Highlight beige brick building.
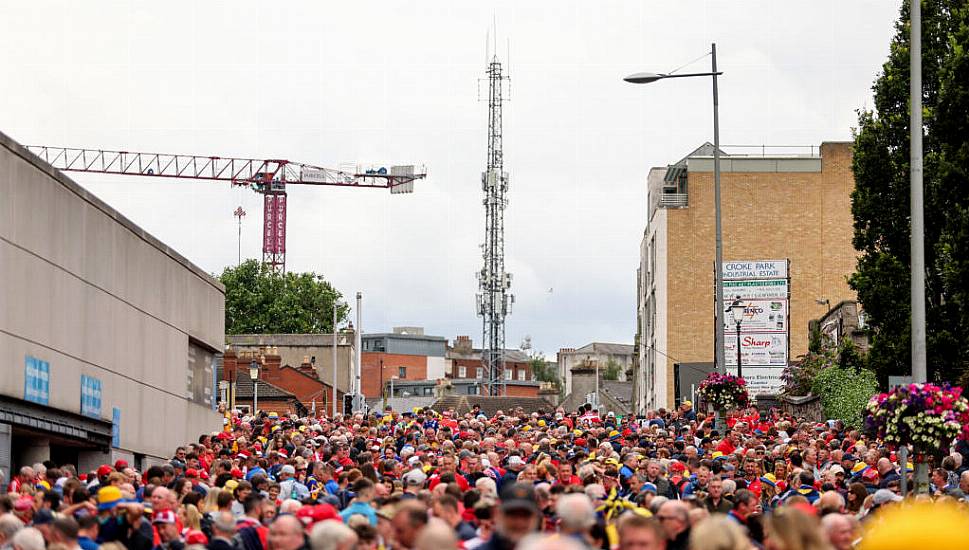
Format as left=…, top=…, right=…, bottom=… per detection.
left=635, top=142, right=857, bottom=411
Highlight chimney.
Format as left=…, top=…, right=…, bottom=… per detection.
left=299, top=356, right=318, bottom=379
left=263, top=349, right=282, bottom=380
left=223, top=348, right=238, bottom=382
left=454, top=336, right=473, bottom=353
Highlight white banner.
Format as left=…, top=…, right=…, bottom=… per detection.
left=723, top=299, right=788, bottom=333
left=723, top=279, right=788, bottom=299
left=722, top=260, right=787, bottom=280
left=724, top=333, right=788, bottom=367
left=724, top=366, right=785, bottom=395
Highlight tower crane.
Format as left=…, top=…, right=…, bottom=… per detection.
left=25, top=145, right=426, bottom=273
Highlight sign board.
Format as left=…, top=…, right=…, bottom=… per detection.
left=724, top=333, right=788, bottom=366
left=723, top=260, right=787, bottom=280
left=720, top=260, right=790, bottom=395
left=111, top=407, right=121, bottom=448
left=263, top=195, right=276, bottom=253
left=723, top=279, right=788, bottom=299
left=723, top=299, right=788, bottom=333
left=724, top=366, right=785, bottom=395
left=24, top=356, right=50, bottom=405
left=80, top=375, right=102, bottom=418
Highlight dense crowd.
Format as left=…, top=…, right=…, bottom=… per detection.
left=3, top=401, right=969, bottom=550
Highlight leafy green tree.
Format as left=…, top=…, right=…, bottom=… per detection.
left=850, top=0, right=969, bottom=384
left=220, top=259, right=348, bottom=335
left=602, top=359, right=622, bottom=381
left=530, top=356, right=560, bottom=385
left=811, top=365, right=878, bottom=428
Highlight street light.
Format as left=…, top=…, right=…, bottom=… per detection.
left=729, top=297, right=745, bottom=379
left=332, top=300, right=346, bottom=418
left=625, top=43, right=727, bottom=374
left=248, top=361, right=259, bottom=415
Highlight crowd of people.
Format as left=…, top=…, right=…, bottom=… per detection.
left=3, top=401, right=969, bottom=550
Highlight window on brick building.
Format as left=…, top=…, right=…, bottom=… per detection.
left=517, top=368, right=525, bottom=381
left=458, top=366, right=467, bottom=378
left=476, top=367, right=483, bottom=379
left=504, top=368, right=512, bottom=380
left=398, top=367, right=407, bottom=378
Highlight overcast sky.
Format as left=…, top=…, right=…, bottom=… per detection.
left=0, top=1, right=900, bottom=357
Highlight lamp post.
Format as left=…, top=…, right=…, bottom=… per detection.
left=248, top=361, right=259, bottom=414
left=729, top=297, right=745, bottom=379
left=332, top=300, right=345, bottom=418
left=625, top=43, right=726, bottom=374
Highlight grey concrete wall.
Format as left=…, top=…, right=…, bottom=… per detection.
left=226, top=334, right=355, bottom=394
left=0, top=131, right=223, bottom=460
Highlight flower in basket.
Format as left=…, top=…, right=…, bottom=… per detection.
left=696, top=372, right=750, bottom=412
left=864, top=383, right=969, bottom=458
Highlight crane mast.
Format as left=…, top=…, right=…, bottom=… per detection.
left=25, top=146, right=425, bottom=273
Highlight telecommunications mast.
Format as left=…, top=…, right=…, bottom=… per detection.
left=476, top=50, right=513, bottom=397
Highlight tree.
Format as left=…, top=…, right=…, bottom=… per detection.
left=219, top=259, right=348, bottom=335
left=811, top=365, right=878, bottom=428
left=602, top=359, right=622, bottom=381
left=850, top=0, right=969, bottom=384
left=530, top=356, right=560, bottom=386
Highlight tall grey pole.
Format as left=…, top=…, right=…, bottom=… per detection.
left=354, top=292, right=362, bottom=412
left=712, top=43, right=726, bottom=374
left=253, top=380, right=258, bottom=415
left=910, top=0, right=926, bottom=383
left=332, top=301, right=338, bottom=418
left=910, top=0, right=929, bottom=495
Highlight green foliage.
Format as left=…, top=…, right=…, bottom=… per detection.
left=602, top=359, right=622, bottom=381
left=530, top=356, right=561, bottom=386
left=784, top=341, right=868, bottom=396
left=220, top=259, right=348, bottom=335
left=811, top=365, right=878, bottom=428
left=850, top=0, right=969, bottom=384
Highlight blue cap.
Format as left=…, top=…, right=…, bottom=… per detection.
left=642, top=482, right=658, bottom=494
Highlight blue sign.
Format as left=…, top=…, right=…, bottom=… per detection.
left=24, top=356, right=50, bottom=405
left=80, top=375, right=102, bottom=418
left=111, top=407, right=121, bottom=448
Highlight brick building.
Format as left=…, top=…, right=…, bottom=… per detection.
left=636, top=142, right=857, bottom=412
left=222, top=347, right=340, bottom=415
left=448, top=336, right=534, bottom=382
left=360, top=328, right=447, bottom=399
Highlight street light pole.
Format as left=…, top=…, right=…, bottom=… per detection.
left=735, top=319, right=743, bottom=379
left=249, top=361, right=259, bottom=415
left=711, top=44, right=726, bottom=375
left=624, top=43, right=726, bottom=374
left=910, top=0, right=929, bottom=496
left=729, top=297, right=745, bottom=379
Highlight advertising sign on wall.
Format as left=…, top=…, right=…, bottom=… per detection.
left=80, top=375, right=102, bottom=418
left=24, top=355, right=50, bottom=405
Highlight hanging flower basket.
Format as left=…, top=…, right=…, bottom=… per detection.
left=864, top=383, right=969, bottom=460
left=696, top=372, right=749, bottom=412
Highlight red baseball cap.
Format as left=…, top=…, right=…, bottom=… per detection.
left=296, top=504, right=339, bottom=529
left=97, top=465, right=113, bottom=477
left=114, top=460, right=129, bottom=470
left=230, top=468, right=244, bottom=479
left=185, top=468, right=199, bottom=478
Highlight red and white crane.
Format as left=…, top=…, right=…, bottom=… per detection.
left=25, top=145, right=426, bottom=273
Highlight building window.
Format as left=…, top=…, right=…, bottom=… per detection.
left=398, top=367, right=407, bottom=379
left=504, top=368, right=512, bottom=380
left=476, top=367, right=483, bottom=379
left=516, top=368, right=525, bottom=381
left=467, top=385, right=478, bottom=395
left=459, top=366, right=467, bottom=378
left=423, top=387, right=433, bottom=396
